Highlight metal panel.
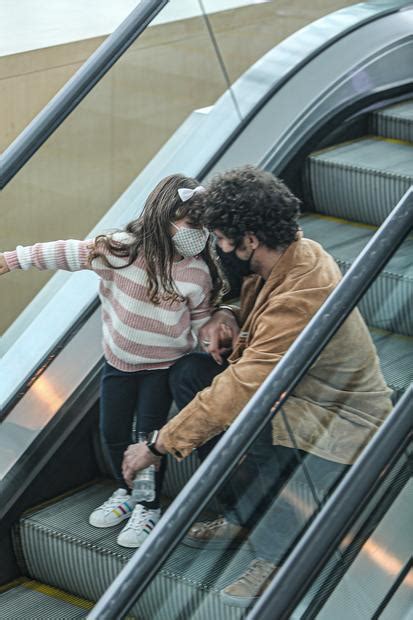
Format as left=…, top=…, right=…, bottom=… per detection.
left=316, top=480, right=413, bottom=620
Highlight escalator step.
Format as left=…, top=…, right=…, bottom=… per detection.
left=163, top=452, right=199, bottom=499
left=162, top=416, right=201, bottom=499
left=305, top=137, right=413, bottom=226
left=369, top=99, right=413, bottom=143
left=151, top=404, right=221, bottom=507
left=301, top=213, right=413, bottom=338
left=370, top=328, right=413, bottom=401
left=13, top=482, right=255, bottom=620
left=0, top=578, right=93, bottom=619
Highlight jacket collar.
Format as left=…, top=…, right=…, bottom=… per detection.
left=253, top=233, right=303, bottom=306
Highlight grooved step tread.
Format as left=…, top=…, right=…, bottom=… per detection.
left=305, top=137, right=413, bottom=226
left=301, top=213, right=413, bottom=284
left=301, top=214, right=413, bottom=368
left=372, top=99, right=413, bottom=123
left=0, top=578, right=93, bottom=619
left=309, top=137, right=413, bottom=178
left=369, top=99, right=413, bottom=143
left=14, top=482, right=255, bottom=620
left=369, top=328, right=413, bottom=400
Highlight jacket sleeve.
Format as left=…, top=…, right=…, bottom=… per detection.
left=3, top=239, right=94, bottom=272
left=160, top=300, right=310, bottom=459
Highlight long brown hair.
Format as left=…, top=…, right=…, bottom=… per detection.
left=89, top=173, right=227, bottom=305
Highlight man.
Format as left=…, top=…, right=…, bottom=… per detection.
left=122, top=165, right=392, bottom=606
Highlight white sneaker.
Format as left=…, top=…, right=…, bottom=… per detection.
left=117, top=504, right=161, bottom=548
left=89, top=489, right=136, bottom=528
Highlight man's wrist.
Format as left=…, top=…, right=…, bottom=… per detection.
left=212, top=305, right=238, bottom=321
left=146, top=430, right=166, bottom=457
left=154, top=436, right=167, bottom=456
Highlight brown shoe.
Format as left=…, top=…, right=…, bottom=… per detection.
left=220, top=558, right=277, bottom=607
left=183, top=517, right=249, bottom=549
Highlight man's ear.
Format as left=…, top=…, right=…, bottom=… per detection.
left=244, top=232, right=259, bottom=249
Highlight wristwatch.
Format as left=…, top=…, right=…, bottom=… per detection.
left=212, top=305, right=238, bottom=318
left=146, top=430, right=164, bottom=457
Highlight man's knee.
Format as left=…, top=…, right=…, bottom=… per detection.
left=169, top=352, right=224, bottom=406
left=169, top=353, right=202, bottom=392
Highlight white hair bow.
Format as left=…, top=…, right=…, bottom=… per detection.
left=178, top=186, right=206, bottom=202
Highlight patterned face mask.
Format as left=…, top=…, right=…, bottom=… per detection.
left=172, top=224, right=210, bottom=257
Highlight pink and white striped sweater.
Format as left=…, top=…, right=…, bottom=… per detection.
left=4, top=235, right=213, bottom=372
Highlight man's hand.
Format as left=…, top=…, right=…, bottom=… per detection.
left=0, top=254, right=10, bottom=275
left=122, top=443, right=161, bottom=489
left=199, top=309, right=240, bottom=365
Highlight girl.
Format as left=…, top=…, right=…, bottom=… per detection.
left=0, top=173, right=226, bottom=548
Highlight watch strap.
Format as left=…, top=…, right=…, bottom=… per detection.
left=146, top=430, right=163, bottom=457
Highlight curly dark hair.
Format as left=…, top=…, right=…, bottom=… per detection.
left=200, top=165, right=301, bottom=250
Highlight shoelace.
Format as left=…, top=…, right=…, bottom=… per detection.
left=101, top=492, right=128, bottom=513
left=239, top=560, right=276, bottom=587
left=125, top=506, right=148, bottom=530
left=198, top=517, right=227, bottom=532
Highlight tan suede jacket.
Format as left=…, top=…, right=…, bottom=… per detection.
left=160, top=236, right=393, bottom=465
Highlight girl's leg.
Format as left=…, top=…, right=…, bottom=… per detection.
left=99, top=361, right=140, bottom=487
left=134, top=368, right=173, bottom=509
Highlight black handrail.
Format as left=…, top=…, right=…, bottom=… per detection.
left=249, top=384, right=413, bottom=620
left=87, top=187, right=413, bottom=619
left=0, top=0, right=168, bottom=189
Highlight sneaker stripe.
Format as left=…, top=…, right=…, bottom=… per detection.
left=117, top=504, right=131, bottom=515
left=112, top=504, right=130, bottom=517
left=143, top=520, right=156, bottom=533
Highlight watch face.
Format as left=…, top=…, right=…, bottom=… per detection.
left=147, top=430, right=158, bottom=447
left=146, top=430, right=162, bottom=457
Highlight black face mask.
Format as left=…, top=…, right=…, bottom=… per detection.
left=216, top=245, right=255, bottom=298
left=218, top=246, right=254, bottom=276
left=231, top=247, right=256, bottom=276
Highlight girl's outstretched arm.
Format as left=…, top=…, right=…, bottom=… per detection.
left=1, top=239, right=95, bottom=274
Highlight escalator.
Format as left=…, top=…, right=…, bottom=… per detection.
left=301, top=99, right=413, bottom=402
left=4, top=89, right=412, bottom=620
left=1, top=1, right=412, bottom=618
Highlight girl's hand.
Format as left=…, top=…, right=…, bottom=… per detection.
left=0, top=254, right=10, bottom=275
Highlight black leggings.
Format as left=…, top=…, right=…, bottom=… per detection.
left=99, top=361, right=173, bottom=508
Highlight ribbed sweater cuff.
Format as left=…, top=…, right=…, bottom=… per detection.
left=3, top=250, right=21, bottom=271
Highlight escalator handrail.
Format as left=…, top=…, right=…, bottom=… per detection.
left=87, top=188, right=413, bottom=619
left=0, top=0, right=168, bottom=190
left=198, top=0, right=411, bottom=180
left=249, top=383, right=413, bottom=620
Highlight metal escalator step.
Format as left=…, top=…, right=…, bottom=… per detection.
left=163, top=451, right=199, bottom=498
left=13, top=482, right=256, bottom=620
left=301, top=214, right=413, bottom=338
left=369, top=99, right=413, bottom=143
left=162, top=411, right=200, bottom=499
left=0, top=578, right=93, bottom=619
left=305, top=137, right=413, bottom=226
left=157, top=404, right=221, bottom=507
left=369, top=328, right=413, bottom=401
